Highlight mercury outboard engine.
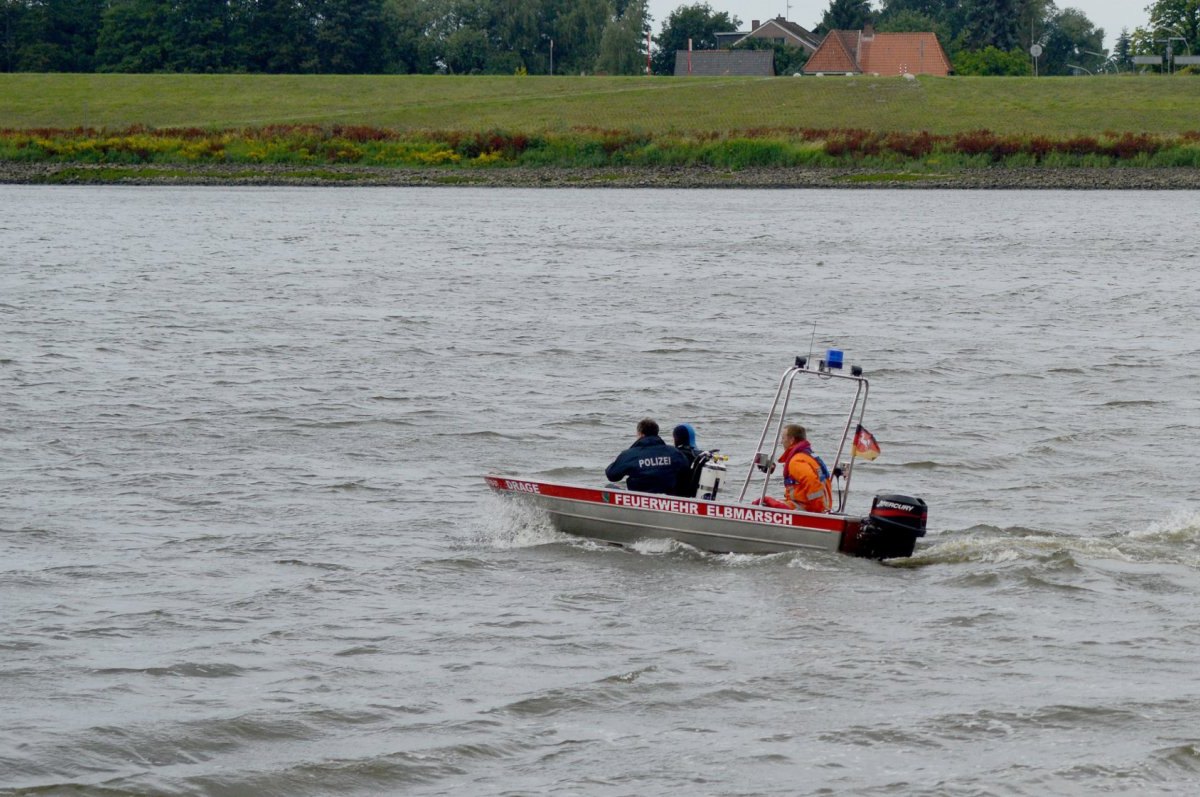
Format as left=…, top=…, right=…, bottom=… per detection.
left=852, top=494, right=928, bottom=560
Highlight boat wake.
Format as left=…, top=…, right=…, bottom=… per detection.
left=1128, top=508, right=1200, bottom=546
left=476, top=494, right=570, bottom=549
left=901, top=508, right=1200, bottom=569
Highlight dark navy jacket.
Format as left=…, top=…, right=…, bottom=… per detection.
left=605, top=435, right=690, bottom=494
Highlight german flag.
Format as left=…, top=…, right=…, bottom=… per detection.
left=852, top=425, right=881, bottom=460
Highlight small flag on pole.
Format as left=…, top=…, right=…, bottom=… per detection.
left=852, top=424, right=881, bottom=460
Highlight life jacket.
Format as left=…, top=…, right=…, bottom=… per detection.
left=780, top=441, right=832, bottom=513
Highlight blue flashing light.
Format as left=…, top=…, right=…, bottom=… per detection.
left=826, top=349, right=844, bottom=370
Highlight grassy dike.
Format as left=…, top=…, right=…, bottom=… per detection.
left=3, top=73, right=1200, bottom=188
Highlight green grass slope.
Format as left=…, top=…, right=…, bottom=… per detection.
left=2, top=73, right=1197, bottom=135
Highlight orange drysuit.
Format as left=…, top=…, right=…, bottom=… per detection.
left=780, top=441, right=832, bottom=513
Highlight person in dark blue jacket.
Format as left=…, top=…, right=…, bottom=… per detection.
left=605, top=418, right=690, bottom=494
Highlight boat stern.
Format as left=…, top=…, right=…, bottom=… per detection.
left=840, top=494, right=928, bottom=560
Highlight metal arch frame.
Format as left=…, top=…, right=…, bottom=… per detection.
left=736, top=358, right=870, bottom=514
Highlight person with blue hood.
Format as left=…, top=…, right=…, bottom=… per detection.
left=671, top=423, right=704, bottom=497
left=672, top=423, right=700, bottom=465
left=605, top=418, right=689, bottom=494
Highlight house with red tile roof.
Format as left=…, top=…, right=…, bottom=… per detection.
left=803, top=25, right=952, bottom=76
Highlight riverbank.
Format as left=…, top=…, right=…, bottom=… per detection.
left=4, top=162, right=1200, bottom=189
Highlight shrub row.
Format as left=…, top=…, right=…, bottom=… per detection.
left=2, top=126, right=1199, bottom=169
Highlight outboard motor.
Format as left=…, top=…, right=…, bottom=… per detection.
left=694, top=453, right=728, bottom=501
left=853, top=494, right=928, bottom=560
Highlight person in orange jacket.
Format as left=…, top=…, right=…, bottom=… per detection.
left=760, top=424, right=832, bottom=512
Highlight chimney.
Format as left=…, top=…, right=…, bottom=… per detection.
left=751, top=20, right=759, bottom=30
left=863, top=23, right=875, bottom=40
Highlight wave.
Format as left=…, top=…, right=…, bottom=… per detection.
left=272, top=559, right=353, bottom=571
left=93, top=662, right=251, bottom=679
left=904, top=510, right=1200, bottom=569
left=320, top=481, right=387, bottom=492
left=1128, top=508, right=1200, bottom=546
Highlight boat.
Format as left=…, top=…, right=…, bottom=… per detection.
left=485, top=354, right=928, bottom=560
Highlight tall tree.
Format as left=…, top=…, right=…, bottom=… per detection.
left=8, top=0, right=105, bottom=71
left=486, top=0, right=541, bottom=73
left=816, top=0, right=872, bottom=33
left=241, top=0, right=320, bottom=73
left=876, top=9, right=951, bottom=47
left=1016, top=0, right=1055, bottom=51
left=1039, top=6, right=1104, bottom=74
left=1129, top=25, right=1158, bottom=58
left=313, top=0, right=389, bottom=73
left=95, top=0, right=241, bottom=72
left=962, top=0, right=1021, bottom=50
left=442, top=24, right=489, bottom=72
left=96, top=0, right=175, bottom=72
left=877, top=0, right=968, bottom=54
left=0, top=1, right=25, bottom=71
left=1113, top=26, right=1133, bottom=70
left=386, top=0, right=442, bottom=74
left=651, top=3, right=738, bottom=75
left=548, top=0, right=610, bottom=74
left=878, top=0, right=950, bottom=17
left=169, top=0, right=237, bottom=71
left=595, top=0, right=648, bottom=75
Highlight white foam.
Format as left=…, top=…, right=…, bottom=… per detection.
left=476, top=493, right=570, bottom=549
left=628, top=537, right=695, bottom=556
left=1129, top=508, right=1200, bottom=544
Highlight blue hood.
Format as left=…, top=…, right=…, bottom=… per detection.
left=673, top=423, right=697, bottom=448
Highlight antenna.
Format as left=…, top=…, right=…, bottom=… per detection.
left=806, top=323, right=817, bottom=365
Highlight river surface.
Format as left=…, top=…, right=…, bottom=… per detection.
left=2, top=186, right=1199, bottom=796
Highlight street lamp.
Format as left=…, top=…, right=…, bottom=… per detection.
left=1154, top=26, right=1192, bottom=73
left=1073, top=47, right=1110, bottom=74
left=1156, top=25, right=1192, bottom=51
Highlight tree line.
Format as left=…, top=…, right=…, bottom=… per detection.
left=0, top=0, right=651, bottom=74
left=0, top=0, right=1187, bottom=76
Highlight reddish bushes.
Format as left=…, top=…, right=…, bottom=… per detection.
left=884, top=131, right=937, bottom=158
left=433, top=130, right=533, bottom=158
left=1102, top=132, right=1162, bottom=159
left=812, top=127, right=1171, bottom=162
left=0, top=125, right=1190, bottom=168
left=329, top=125, right=395, bottom=142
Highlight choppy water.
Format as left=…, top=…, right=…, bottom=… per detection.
left=2, top=185, right=1199, bottom=796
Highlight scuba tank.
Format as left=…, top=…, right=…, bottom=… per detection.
left=695, top=454, right=729, bottom=501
